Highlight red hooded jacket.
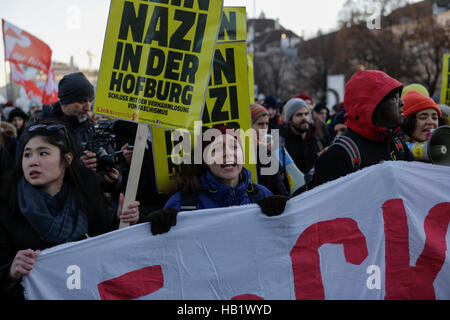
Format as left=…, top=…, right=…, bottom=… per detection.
left=309, top=70, right=415, bottom=189
left=344, top=70, right=403, bottom=142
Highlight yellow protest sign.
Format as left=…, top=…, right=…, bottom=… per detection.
left=441, top=54, right=450, bottom=105
left=217, top=6, right=247, bottom=42
left=95, top=0, right=223, bottom=131
left=247, top=53, right=255, bottom=104
left=152, top=7, right=257, bottom=193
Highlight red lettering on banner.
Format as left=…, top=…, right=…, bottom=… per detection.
left=97, top=265, right=164, bottom=300
left=290, top=218, right=368, bottom=300
left=383, top=200, right=450, bottom=300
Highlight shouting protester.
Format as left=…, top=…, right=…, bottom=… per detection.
left=400, top=90, right=442, bottom=143
left=142, top=125, right=289, bottom=235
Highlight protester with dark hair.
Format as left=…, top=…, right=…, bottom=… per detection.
left=329, top=102, right=345, bottom=124
left=27, top=72, right=97, bottom=170
left=24, top=72, right=121, bottom=199
left=142, top=126, right=289, bottom=235
left=262, top=94, right=280, bottom=132
left=328, top=108, right=347, bottom=141
left=313, top=103, right=329, bottom=125
left=310, top=70, right=415, bottom=189
left=250, top=104, right=289, bottom=196
left=8, top=107, right=28, bottom=139
left=280, top=98, right=324, bottom=176
left=0, top=119, right=140, bottom=299
left=312, top=103, right=331, bottom=147
left=400, top=90, right=441, bottom=143
left=277, top=100, right=288, bottom=126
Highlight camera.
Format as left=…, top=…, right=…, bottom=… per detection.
left=81, top=119, right=117, bottom=172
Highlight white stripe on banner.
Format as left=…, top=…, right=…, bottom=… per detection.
left=22, top=161, right=450, bottom=300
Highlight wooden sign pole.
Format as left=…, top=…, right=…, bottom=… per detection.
left=119, top=123, right=149, bottom=229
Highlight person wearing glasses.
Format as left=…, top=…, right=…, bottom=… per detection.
left=0, top=120, right=140, bottom=300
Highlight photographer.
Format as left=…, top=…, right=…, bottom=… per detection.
left=21, top=72, right=121, bottom=191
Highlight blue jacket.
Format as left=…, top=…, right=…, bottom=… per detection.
left=164, top=168, right=272, bottom=211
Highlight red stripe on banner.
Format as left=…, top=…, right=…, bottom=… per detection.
left=383, top=200, right=450, bottom=300
left=97, top=265, right=164, bottom=300
left=290, top=218, right=368, bottom=300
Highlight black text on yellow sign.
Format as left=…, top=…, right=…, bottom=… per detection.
left=95, top=0, right=223, bottom=131
left=151, top=6, right=255, bottom=193
left=217, top=6, right=246, bottom=42
left=153, top=41, right=257, bottom=193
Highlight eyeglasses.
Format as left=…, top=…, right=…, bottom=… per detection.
left=28, top=124, right=71, bottom=147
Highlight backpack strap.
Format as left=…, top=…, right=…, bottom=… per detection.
left=333, top=136, right=361, bottom=170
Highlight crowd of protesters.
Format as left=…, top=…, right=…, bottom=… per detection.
left=1, top=69, right=449, bottom=299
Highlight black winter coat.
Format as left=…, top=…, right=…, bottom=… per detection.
left=0, top=145, right=13, bottom=178
left=310, top=128, right=415, bottom=188
left=280, top=124, right=323, bottom=174
left=0, top=167, right=118, bottom=300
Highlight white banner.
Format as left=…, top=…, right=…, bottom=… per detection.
left=22, top=161, right=450, bottom=300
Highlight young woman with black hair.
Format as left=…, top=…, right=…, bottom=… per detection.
left=0, top=120, right=140, bottom=299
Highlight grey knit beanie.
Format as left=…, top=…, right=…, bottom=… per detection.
left=284, top=98, right=307, bottom=121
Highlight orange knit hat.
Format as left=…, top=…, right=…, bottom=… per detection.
left=402, top=90, right=441, bottom=117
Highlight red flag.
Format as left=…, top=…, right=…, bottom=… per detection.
left=42, top=62, right=58, bottom=104
left=2, top=19, right=58, bottom=104
left=2, top=19, right=52, bottom=72
left=10, top=62, right=43, bottom=100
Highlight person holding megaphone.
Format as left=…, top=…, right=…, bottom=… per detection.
left=401, top=90, right=450, bottom=166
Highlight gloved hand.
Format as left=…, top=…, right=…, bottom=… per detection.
left=142, top=208, right=178, bottom=235
left=256, top=195, right=289, bottom=217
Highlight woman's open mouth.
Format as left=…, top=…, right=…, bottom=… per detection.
left=29, top=170, right=41, bottom=179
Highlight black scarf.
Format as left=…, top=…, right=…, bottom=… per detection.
left=17, top=177, right=88, bottom=244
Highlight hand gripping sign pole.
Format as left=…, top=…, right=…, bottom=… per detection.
left=119, top=123, right=148, bottom=229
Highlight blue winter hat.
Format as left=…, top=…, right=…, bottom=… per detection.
left=263, top=94, right=278, bottom=109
